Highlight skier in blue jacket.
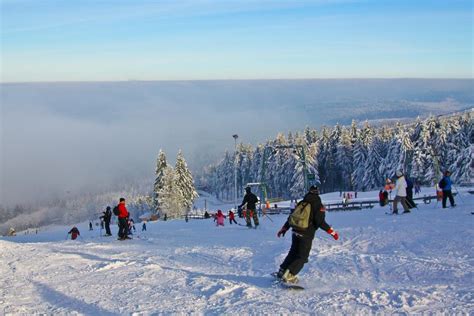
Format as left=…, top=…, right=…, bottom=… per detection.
left=439, top=170, right=456, bottom=208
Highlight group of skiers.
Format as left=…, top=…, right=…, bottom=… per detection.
left=61, top=170, right=460, bottom=286
left=67, top=198, right=136, bottom=241
left=213, top=210, right=238, bottom=226
left=379, top=170, right=456, bottom=214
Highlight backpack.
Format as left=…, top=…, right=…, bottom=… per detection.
left=438, top=178, right=446, bottom=189
left=113, top=205, right=120, bottom=216
left=288, top=201, right=312, bottom=231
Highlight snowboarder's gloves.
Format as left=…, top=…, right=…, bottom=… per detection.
left=327, top=228, right=339, bottom=240
left=277, top=226, right=289, bottom=237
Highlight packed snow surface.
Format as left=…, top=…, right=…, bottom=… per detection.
left=1, top=189, right=473, bottom=314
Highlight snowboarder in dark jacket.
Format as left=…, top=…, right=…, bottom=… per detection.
left=439, top=170, right=456, bottom=208
left=239, top=186, right=259, bottom=228
left=100, top=206, right=113, bottom=236
left=276, top=186, right=339, bottom=284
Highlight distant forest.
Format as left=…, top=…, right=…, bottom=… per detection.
left=197, top=110, right=473, bottom=201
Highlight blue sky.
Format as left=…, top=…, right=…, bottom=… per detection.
left=1, top=0, right=472, bottom=82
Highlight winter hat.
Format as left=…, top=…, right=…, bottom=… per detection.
left=396, top=170, right=403, bottom=177
left=106, top=206, right=111, bottom=211
left=245, top=186, right=251, bottom=193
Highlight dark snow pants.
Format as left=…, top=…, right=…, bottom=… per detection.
left=105, top=221, right=111, bottom=235
left=280, top=233, right=313, bottom=276
left=442, top=190, right=455, bottom=208
left=118, top=218, right=128, bottom=238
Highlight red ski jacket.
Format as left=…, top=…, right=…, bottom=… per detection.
left=118, top=203, right=129, bottom=219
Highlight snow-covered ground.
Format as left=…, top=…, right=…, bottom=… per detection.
left=1, top=189, right=473, bottom=314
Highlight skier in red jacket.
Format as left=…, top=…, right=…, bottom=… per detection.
left=117, top=198, right=130, bottom=240
left=228, top=210, right=238, bottom=225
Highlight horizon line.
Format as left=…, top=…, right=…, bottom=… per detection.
left=2, top=77, right=473, bottom=84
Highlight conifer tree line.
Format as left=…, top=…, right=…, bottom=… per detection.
left=153, top=150, right=199, bottom=218
left=197, top=111, right=473, bottom=200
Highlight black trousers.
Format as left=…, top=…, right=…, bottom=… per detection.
left=280, top=233, right=313, bottom=276
left=442, top=190, right=455, bottom=208
left=105, top=221, right=111, bottom=235
left=118, top=218, right=128, bottom=238
left=229, top=218, right=237, bottom=224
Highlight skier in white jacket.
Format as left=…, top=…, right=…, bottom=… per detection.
left=393, top=170, right=410, bottom=214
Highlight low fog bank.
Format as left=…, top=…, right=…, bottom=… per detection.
left=1, top=79, right=473, bottom=208
left=0, top=179, right=152, bottom=236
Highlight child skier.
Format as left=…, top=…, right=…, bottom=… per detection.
left=276, top=186, right=339, bottom=284
left=228, top=210, right=237, bottom=225
left=215, top=210, right=226, bottom=226
left=68, top=227, right=80, bottom=240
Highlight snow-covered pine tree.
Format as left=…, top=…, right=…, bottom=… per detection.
left=304, top=126, right=318, bottom=145
left=175, top=150, right=199, bottom=212
left=157, top=166, right=183, bottom=218
left=290, top=140, right=319, bottom=197
left=449, top=113, right=473, bottom=184
left=420, top=115, right=441, bottom=184
left=318, top=125, right=340, bottom=192
left=362, top=134, right=384, bottom=189
left=153, top=150, right=168, bottom=213
left=352, top=121, right=372, bottom=191
left=336, top=126, right=354, bottom=190
left=235, top=144, right=254, bottom=199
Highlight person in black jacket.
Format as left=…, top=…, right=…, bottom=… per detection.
left=239, top=186, right=259, bottom=228
left=276, top=186, right=339, bottom=283
left=100, top=206, right=113, bottom=236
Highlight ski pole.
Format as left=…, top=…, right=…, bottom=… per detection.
left=263, top=212, right=274, bottom=222
left=452, top=185, right=465, bottom=204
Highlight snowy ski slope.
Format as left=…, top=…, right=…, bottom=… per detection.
left=1, top=189, right=473, bottom=314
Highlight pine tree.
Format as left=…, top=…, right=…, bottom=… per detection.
left=363, top=135, right=384, bottom=189
left=290, top=141, right=319, bottom=197
left=352, top=122, right=372, bottom=191
left=157, top=166, right=183, bottom=218
left=153, top=150, right=168, bottom=213
left=175, top=150, right=199, bottom=211
left=336, top=126, right=353, bottom=190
